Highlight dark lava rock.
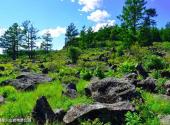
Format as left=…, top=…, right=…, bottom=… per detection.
left=63, top=101, right=135, bottom=125
left=54, top=109, right=66, bottom=121
left=39, top=64, right=45, bottom=69
left=0, top=95, right=4, bottom=104
left=0, top=72, right=52, bottom=91
left=136, top=64, right=148, bottom=79
left=161, top=71, right=170, bottom=78
left=67, top=83, right=77, bottom=91
left=21, top=68, right=30, bottom=72
left=0, top=80, right=13, bottom=86
left=0, top=66, right=5, bottom=71
left=63, top=89, right=77, bottom=98
left=136, top=77, right=156, bottom=92
left=124, top=73, right=138, bottom=80
left=85, top=77, right=136, bottom=103
left=42, top=68, right=49, bottom=74
left=32, top=96, right=55, bottom=125
left=63, top=83, right=77, bottom=98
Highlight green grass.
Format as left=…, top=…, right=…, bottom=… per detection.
left=0, top=80, right=93, bottom=119
left=143, top=92, right=170, bottom=114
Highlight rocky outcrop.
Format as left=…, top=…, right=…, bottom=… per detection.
left=0, top=72, right=52, bottom=91
left=32, top=96, right=66, bottom=125
left=136, top=64, right=149, bottom=79
left=63, top=101, right=135, bottom=124
left=63, top=83, right=77, bottom=98
left=136, top=77, right=156, bottom=92
left=85, top=77, right=136, bottom=103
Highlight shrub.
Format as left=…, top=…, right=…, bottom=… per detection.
left=68, top=47, right=81, bottom=64
left=81, top=118, right=110, bottom=125
left=144, top=55, right=166, bottom=70
left=125, top=112, right=142, bottom=125
left=94, top=67, right=105, bottom=79
left=118, top=61, right=136, bottom=74
left=80, top=69, right=93, bottom=81
left=61, top=76, right=79, bottom=84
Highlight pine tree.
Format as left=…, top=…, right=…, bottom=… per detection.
left=65, top=23, right=79, bottom=47
left=22, top=21, right=39, bottom=59
left=41, top=31, right=53, bottom=53
left=118, top=0, right=147, bottom=46
left=0, top=23, right=23, bottom=60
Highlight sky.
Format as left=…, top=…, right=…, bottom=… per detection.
left=0, top=0, right=170, bottom=51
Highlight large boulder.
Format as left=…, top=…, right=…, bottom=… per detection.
left=136, top=77, right=156, bottom=92
left=42, top=68, right=49, bottom=74
left=32, top=96, right=55, bottom=125
left=63, top=101, right=135, bottom=125
left=85, top=77, right=136, bottom=103
left=0, top=72, right=52, bottom=91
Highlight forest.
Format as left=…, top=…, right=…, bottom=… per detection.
left=0, top=0, right=170, bottom=125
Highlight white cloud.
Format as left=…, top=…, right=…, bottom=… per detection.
left=0, top=28, right=6, bottom=36
left=87, top=10, right=110, bottom=22
left=93, top=20, right=116, bottom=32
left=39, top=27, right=66, bottom=38
left=78, top=0, right=102, bottom=12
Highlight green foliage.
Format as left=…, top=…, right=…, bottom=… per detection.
left=144, top=55, right=166, bottom=70
left=68, top=47, right=81, bottom=64
left=81, top=118, right=110, bottom=125
left=65, top=23, right=79, bottom=47
left=94, top=67, right=105, bottom=79
left=41, top=31, right=53, bottom=52
left=125, top=112, right=142, bottom=125
left=142, top=92, right=170, bottom=114
left=80, top=69, right=93, bottom=81
left=118, top=0, right=147, bottom=44
left=61, top=76, right=79, bottom=84
left=118, top=61, right=136, bottom=74
left=0, top=81, right=93, bottom=118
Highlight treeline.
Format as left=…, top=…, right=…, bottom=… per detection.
left=65, top=0, right=170, bottom=49
left=0, top=21, right=53, bottom=60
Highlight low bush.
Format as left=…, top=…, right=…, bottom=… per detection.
left=68, top=47, right=81, bottom=64
left=143, top=55, right=166, bottom=70
left=81, top=118, right=110, bottom=125
left=118, top=61, right=136, bottom=74
left=80, top=69, right=93, bottom=81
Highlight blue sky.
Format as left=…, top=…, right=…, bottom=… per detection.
left=0, top=0, right=170, bottom=50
